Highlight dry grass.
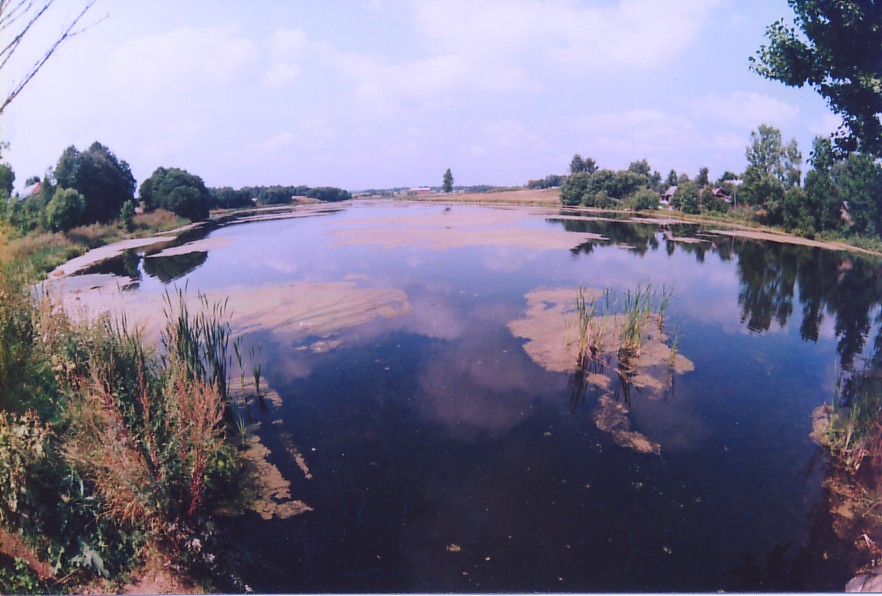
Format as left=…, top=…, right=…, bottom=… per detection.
left=401, top=187, right=561, bottom=206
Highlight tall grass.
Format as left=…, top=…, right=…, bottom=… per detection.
left=575, top=283, right=674, bottom=364
left=0, top=269, right=250, bottom=588
left=823, top=368, right=882, bottom=471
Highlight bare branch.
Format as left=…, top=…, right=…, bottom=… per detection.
left=0, top=0, right=97, bottom=115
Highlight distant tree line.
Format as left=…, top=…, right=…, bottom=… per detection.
left=548, top=121, right=882, bottom=241
left=0, top=141, right=354, bottom=234
left=208, top=184, right=351, bottom=209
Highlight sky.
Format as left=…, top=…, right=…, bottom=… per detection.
left=1, top=0, right=840, bottom=192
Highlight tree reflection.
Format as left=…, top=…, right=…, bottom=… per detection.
left=733, top=240, right=882, bottom=370
left=142, top=251, right=208, bottom=283
left=552, top=215, right=882, bottom=372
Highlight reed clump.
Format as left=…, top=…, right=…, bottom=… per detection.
left=0, top=267, right=257, bottom=591
left=818, top=369, right=882, bottom=472
left=575, top=283, right=674, bottom=366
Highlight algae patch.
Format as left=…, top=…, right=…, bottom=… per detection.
left=509, top=286, right=694, bottom=454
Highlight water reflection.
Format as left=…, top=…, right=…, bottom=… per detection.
left=550, top=215, right=882, bottom=372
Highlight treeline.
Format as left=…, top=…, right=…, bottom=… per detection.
left=209, top=184, right=351, bottom=209
left=550, top=124, right=882, bottom=242
left=0, top=141, right=353, bottom=234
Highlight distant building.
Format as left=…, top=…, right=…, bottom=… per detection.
left=407, top=187, right=432, bottom=196
left=17, top=181, right=42, bottom=200
left=660, top=185, right=677, bottom=205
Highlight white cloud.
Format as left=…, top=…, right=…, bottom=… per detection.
left=109, top=25, right=259, bottom=96
left=689, top=91, right=800, bottom=129
left=263, top=62, right=301, bottom=87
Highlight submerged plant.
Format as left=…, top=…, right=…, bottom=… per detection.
left=250, top=345, right=263, bottom=402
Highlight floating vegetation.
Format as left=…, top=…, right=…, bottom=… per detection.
left=509, top=284, right=693, bottom=454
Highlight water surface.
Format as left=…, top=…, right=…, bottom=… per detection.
left=78, top=201, right=882, bottom=591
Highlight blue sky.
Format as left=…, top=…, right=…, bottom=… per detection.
left=2, top=1, right=839, bottom=191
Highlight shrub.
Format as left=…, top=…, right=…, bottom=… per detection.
left=46, top=188, right=85, bottom=232
left=631, top=188, right=660, bottom=211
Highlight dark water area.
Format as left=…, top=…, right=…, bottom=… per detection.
left=81, top=202, right=882, bottom=591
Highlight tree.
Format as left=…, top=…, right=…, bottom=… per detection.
left=569, top=154, right=597, bottom=175
left=751, top=0, right=882, bottom=158
left=0, top=1, right=96, bottom=114
left=631, top=187, right=659, bottom=212
left=665, top=169, right=678, bottom=188
left=627, top=159, right=651, bottom=177
left=0, top=163, right=14, bottom=196
left=673, top=181, right=700, bottom=214
left=120, top=200, right=135, bottom=232
left=140, top=167, right=210, bottom=221
left=695, top=167, right=709, bottom=187
left=745, top=124, right=802, bottom=189
left=54, top=142, right=136, bottom=224
left=442, top=168, right=453, bottom=193
left=46, top=187, right=85, bottom=231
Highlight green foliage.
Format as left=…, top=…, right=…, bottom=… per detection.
left=745, top=124, right=802, bottom=188
left=673, top=180, right=700, bottom=214
left=526, top=174, right=566, bottom=189
left=53, top=142, right=136, bottom=224
left=569, top=154, right=597, bottom=175
left=120, top=200, right=135, bottom=232
left=560, top=166, right=652, bottom=207
left=695, top=166, right=709, bottom=187
left=0, top=557, right=48, bottom=594
left=208, top=186, right=252, bottom=209
left=140, top=167, right=210, bottom=221
left=0, top=162, right=15, bottom=196
left=45, top=188, right=85, bottom=232
left=0, top=411, right=51, bottom=526
left=751, top=0, right=882, bottom=158
left=442, top=168, right=453, bottom=193
left=630, top=187, right=660, bottom=212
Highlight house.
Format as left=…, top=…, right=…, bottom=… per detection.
left=660, top=185, right=677, bottom=205
left=16, top=180, right=41, bottom=200
left=407, top=187, right=432, bottom=196
left=711, top=187, right=730, bottom=203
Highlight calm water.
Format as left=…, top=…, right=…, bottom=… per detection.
left=84, top=201, right=882, bottom=591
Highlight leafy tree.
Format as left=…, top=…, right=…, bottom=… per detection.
left=569, top=154, right=597, bottom=175
left=0, top=163, right=14, bottom=196
left=24, top=175, right=41, bottom=186
left=745, top=124, right=801, bottom=187
left=442, top=168, right=453, bottom=193
left=751, top=0, right=882, bottom=158
left=120, top=200, right=135, bottom=232
left=140, top=167, right=209, bottom=221
left=665, top=169, right=678, bottom=187
left=54, top=142, right=136, bottom=224
left=836, top=153, right=882, bottom=237
left=560, top=172, right=591, bottom=205
left=695, top=166, right=709, bottom=187
left=627, top=159, right=651, bottom=177
left=673, top=180, right=700, bottom=214
left=46, top=187, right=85, bottom=232
left=699, top=187, right=729, bottom=214
left=208, top=186, right=252, bottom=209
left=804, top=136, right=843, bottom=231
left=526, top=174, right=566, bottom=189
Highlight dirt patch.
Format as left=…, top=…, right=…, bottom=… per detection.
left=709, top=229, right=880, bottom=255
left=401, top=188, right=561, bottom=206
left=328, top=206, right=604, bottom=251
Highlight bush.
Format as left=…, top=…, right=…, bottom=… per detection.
left=46, top=188, right=85, bottom=232
left=120, top=200, right=135, bottom=232
left=631, top=188, right=660, bottom=211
